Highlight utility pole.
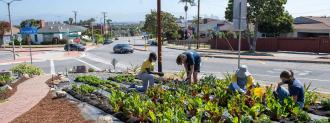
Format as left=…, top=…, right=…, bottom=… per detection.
left=157, top=0, right=162, bottom=72
left=1, top=0, right=22, bottom=60
left=196, top=0, right=200, bottom=49
left=73, top=11, right=78, bottom=25
left=102, top=12, right=107, bottom=35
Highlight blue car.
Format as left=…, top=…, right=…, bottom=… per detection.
left=113, top=44, right=134, bottom=54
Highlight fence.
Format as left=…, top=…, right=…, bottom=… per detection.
left=209, top=37, right=330, bottom=53
left=168, top=38, right=211, bottom=48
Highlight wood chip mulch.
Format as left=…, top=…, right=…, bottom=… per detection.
left=10, top=75, right=93, bottom=123
left=10, top=92, right=93, bottom=123
left=0, top=78, right=28, bottom=100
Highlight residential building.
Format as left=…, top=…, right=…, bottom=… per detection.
left=286, top=16, right=330, bottom=37
left=29, top=21, right=87, bottom=44
left=2, top=27, right=19, bottom=44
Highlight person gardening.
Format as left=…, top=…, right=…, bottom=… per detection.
left=130, top=52, right=164, bottom=92
left=176, top=50, right=201, bottom=84
left=228, top=65, right=255, bottom=94
left=275, top=70, right=305, bottom=109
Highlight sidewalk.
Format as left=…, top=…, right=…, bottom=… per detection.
left=166, top=44, right=330, bottom=64
left=0, top=75, right=51, bottom=123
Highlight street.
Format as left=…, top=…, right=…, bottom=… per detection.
left=1, top=37, right=330, bottom=93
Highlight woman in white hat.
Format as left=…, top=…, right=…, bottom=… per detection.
left=228, top=65, right=255, bottom=94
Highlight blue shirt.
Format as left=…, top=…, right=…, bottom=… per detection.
left=288, top=79, right=305, bottom=103
left=183, top=51, right=201, bottom=66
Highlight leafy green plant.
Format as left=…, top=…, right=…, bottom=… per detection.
left=321, top=98, right=330, bottom=110
left=304, top=82, right=318, bottom=109
left=0, top=74, right=11, bottom=86
left=296, top=111, right=311, bottom=122
left=10, top=63, right=43, bottom=76
left=315, top=119, right=330, bottom=123
left=109, top=74, right=136, bottom=83
left=75, top=75, right=107, bottom=87
left=71, top=84, right=96, bottom=95
left=88, top=68, right=96, bottom=72
left=108, top=89, right=126, bottom=112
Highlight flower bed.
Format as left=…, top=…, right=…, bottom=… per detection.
left=65, top=74, right=329, bottom=123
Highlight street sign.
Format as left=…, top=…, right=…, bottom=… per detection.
left=20, top=27, right=38, bottom=34
left=233, top=0, right=247, bottom=31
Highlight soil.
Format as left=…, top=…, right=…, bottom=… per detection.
left=0, top=78, right=28, bottom=100
left=10, top=92, right=93, bottom=123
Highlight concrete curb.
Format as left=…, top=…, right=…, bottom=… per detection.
left=203, top=55, right=330, bottom=64
left=134, top=48, right=148, bottom=51
left=0, top=49, right=62, bottom=52
left=166, top=46, right=330, bottom=64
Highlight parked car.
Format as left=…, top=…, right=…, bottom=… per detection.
left=148, top=40, right=157, bottom=46
left=64, top=44, right=86, bottom=51
left=115, top=37, right=119, bottom=40
left=103, top=39, right=113, bottom=45
left=113, top=44, right=134, bottom=54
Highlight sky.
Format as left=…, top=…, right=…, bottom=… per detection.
left=0, top=0, right=330, bottom=25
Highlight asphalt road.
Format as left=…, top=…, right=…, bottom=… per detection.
left=1, top=37, right=330, bottom=92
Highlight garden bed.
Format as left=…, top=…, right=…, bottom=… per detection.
left=0, top=78, right=28, bottom=101
left=10, top=92, right=93, bottom=123
left=63, top=73, right=330, bottom=123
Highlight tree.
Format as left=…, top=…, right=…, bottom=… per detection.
left=20, top=19, right=41, bottom=28
left=69, top=18, right=74, bottom=25
left=179, top=0, right=195, bottom=28
left=0, top=21, right=10, bottom=46
left=143, top=11, right=180, bottom=40
left=225, top=0, right=293, bottom=51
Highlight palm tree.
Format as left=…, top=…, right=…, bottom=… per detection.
left=69, top=18, right=74, bottom=25
left=179, top=0, right=195, bottom=30
left=0, top=21, right=10, bottom=47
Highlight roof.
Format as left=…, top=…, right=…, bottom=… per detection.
left=4, top=27, right=19, bottom=35
left=38, top=22, right=87, bottom=34
left=294, top=16, right=330, bottom=32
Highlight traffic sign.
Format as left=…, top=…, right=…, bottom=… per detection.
left=20, top=27, right=38, bottom=34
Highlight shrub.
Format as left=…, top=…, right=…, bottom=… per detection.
left=41, top=41, right=53, bottom=45
left=58, top=39, right=67, bottom=44
left=88, top=68, right=95, bottom=72
left=10, top=63, right=43, bottom=76
left=321, top=98, right=330, bottom=110
left=0, top=74, right=12, bottom=86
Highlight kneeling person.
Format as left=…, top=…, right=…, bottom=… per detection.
left=132, top=52, right=164, bottom=92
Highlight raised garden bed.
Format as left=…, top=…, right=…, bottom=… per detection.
left=63, top=74, right=330, bottom=123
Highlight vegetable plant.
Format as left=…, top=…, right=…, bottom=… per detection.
left=109, top=74, right=136, bottom=83
left=304, top=82, right=318, bottom=109
left=75, top=75, right=108, bottom=87
left=0, top=74, right=11, bottom=86
left=321, top=98, right=330, bottom=110
left=10, top=63, right=43, bottom=76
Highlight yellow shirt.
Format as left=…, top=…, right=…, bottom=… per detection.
left=231, top=74, right=254, bottom=88
left=140, top=60, right=155, bottom=73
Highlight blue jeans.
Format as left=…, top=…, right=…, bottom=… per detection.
left=276, top=86, right=304, bottom=109
left=135, top=73, right=155, bottom=92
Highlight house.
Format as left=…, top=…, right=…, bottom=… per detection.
left=191, top=18, right=234, bottom=36
left=287, top=16, right=330, bottom=37
left=28, top=21, right=87, bottom=44
left=2, top=27, right=19, bottom=44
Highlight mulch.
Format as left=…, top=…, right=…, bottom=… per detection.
left=8, top=75, right=92, bottom=123
left=0, top=78, right=28, bottom=100
left=10, top=91, right=93, bottom=123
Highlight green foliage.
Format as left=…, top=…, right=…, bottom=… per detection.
left=304, top=82, right=319, bottom=109
left=10, top=63, right=43, bottom=76
left=225, top=0, right=293, bottom=35
left=321, top=98, right=330, bottom=110
left=75, top=75, right=108, bottom=87
left=20, top=19, right=41, bottom=28
left=88, top=68, right=96, bottom=72
left=109, top=74, right=136, bottom=83
left=315, top=119, right=330, bottom=123
left=142, top=11, right=180, bottom=40
left=0, top=74, right=12, bottom=86
left=72, top=84, right=96, bottom=95
left=296, top=111, right=311, bottom=122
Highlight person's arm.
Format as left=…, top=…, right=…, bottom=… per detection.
left=146, top=68, right=164, bottom=76
left=187, top=65, right=194, bottom=83
left=232, top=82, right=246, bottom=93
left=231, top=75, right=245, bottom=93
